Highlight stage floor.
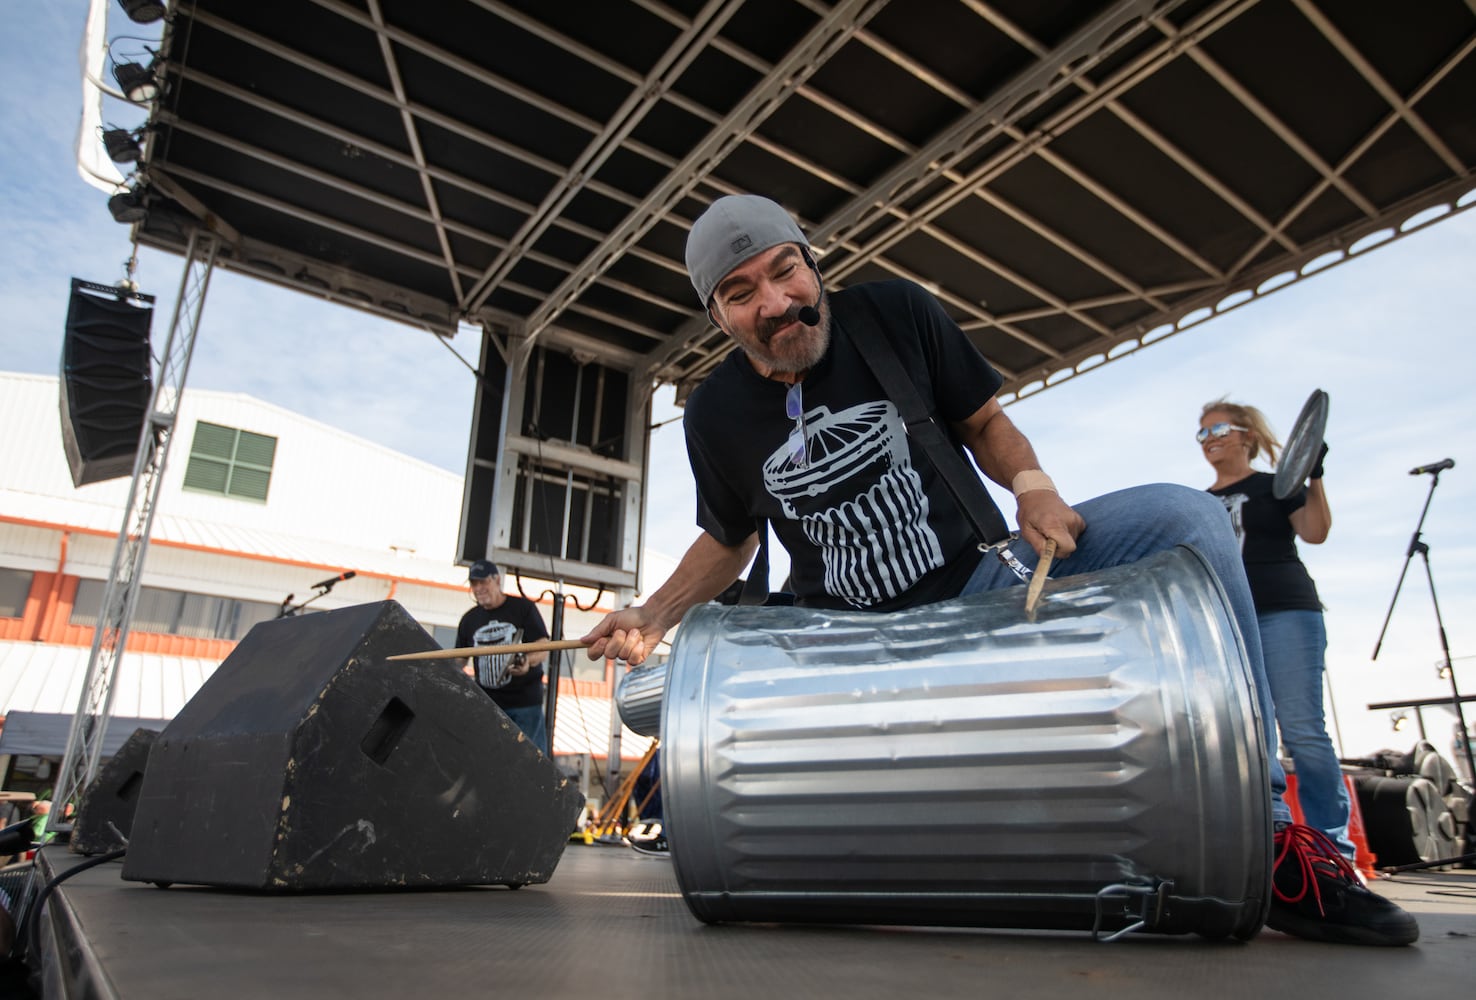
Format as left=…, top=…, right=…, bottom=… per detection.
left=27, top=843, right=1476, bottom=999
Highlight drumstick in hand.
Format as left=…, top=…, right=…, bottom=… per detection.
left=387, top=638, right=588, bottom=661
left=1025, top=539, right=1057, bottom=622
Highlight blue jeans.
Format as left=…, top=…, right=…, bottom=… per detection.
left=959, top=483, right=1291, bottom=825
left=1259, top=609, right=1354, bottom=857
left=500, top=703, right=549, bottom=756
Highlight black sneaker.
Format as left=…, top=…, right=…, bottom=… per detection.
left=629, top=833, right=669, bottom=857
left=1266, top=823, right=1419, bottom=946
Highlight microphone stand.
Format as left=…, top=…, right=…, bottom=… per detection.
left=513, top=572, right=605, bottom=760
left=275, top=580, right=338, bottom=618
left=1371, top=467, right=1475, bottom=791
left=538, top=584, right=569, bottom=753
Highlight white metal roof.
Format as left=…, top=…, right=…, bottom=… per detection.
left=0, top=640, right=215, bottom=722
left=3, top=370, right=623, bottom=615
left=0, top=484, right=467, bottom=590
left=2, top=371, right=468, bottom=585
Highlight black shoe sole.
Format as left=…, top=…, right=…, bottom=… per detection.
left=1265, top=908, right=1419, bottom=947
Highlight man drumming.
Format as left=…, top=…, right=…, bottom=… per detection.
left=582, top=193, right=1417, bottom=947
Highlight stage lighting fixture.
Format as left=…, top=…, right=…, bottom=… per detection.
left=112, top=59, right=159, bottom=103
left=120, top=0, right=168, bottom=23
left=109, top=187, right=149, bottom=223
left=102, top=127, right=143, bottom=164
left=1390, top=711, right=1409, bottom=733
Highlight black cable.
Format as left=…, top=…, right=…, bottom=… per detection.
left=431, top=328, right=481, bottom=379
left=567, top=586, right=604, bottom=614
left=105, top=37, right=160, bottom=60
left=1379, top=851, right=1476, bottom=875
left=560, top=666, right=605, bottom=790
left=14, top=848, right=128, bottom=963
left=532, top=426, right=561, bottom=585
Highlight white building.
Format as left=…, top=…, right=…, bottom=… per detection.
left=0, top=370, right=651, bottom=803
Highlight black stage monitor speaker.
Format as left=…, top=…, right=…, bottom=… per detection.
left=71, top=726, right=159, bottom=855
left=59, top=278, right=154, bottom=487
left=120, top=601, right=584, bottom=891
left=1353, top=773, right=1460, bottom=867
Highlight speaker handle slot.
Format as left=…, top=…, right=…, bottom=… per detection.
left=361, top=698, right=414, bottom=766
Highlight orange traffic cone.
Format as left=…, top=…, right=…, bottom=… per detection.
left=1284, top=770, right=1378, bottom=881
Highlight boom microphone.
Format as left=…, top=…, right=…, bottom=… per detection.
left=312, top=570, right=357, bottom=589
left=796, top=305, right=820, bottom=326
left=1408, top=458, right=1454, bottom=476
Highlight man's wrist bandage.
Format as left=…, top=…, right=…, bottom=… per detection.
left=1011, top=470, right=1056, bottom=498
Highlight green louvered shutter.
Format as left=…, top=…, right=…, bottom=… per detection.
left=182, top=421, right=276, bottom=502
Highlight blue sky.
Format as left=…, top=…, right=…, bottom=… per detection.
left=5, top=2, right=1475, bottom=760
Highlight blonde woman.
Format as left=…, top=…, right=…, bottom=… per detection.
left=1198, top=399, right=1351, bottom=867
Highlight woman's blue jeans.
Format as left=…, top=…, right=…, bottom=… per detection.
left=959, top=483, right=1292, bottom=825
left=1259, top=609, right=1354, bottom=857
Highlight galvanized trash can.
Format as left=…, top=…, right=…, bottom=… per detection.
left=617, top=545, right=1272, bottom=939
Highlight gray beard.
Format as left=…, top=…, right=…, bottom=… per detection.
left=754, top=318, right=830, bottom=374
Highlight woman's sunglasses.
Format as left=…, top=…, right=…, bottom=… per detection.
left=1196, top=422, right=1248, bottom=444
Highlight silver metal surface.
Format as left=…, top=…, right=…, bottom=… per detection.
left=615, top=660, right=667, bottom=737
left=1273, top=388, right=1330, bottom=500
left=657, top=546, right=1272, bottom=938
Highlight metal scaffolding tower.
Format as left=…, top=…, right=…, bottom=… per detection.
left=48, top=231, right=220, bottom=829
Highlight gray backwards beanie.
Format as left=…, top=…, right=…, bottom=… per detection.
left=685, top=194, right=809, bottom=307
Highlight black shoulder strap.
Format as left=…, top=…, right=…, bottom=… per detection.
left=829, top=289, right=1012, bottom=547
left=738, top=522, right=771, bottom=605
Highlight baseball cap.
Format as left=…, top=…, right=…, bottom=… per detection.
left=468, top=560, right=499, bottom=581
left=685, top=194, right=810, bottom=307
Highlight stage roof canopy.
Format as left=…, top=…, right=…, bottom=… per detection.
left=125, top=0, right=1476, bottom=402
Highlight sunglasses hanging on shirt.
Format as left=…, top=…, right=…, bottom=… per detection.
left=785, top=381, right=808, bottom=467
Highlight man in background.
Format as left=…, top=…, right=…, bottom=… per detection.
left=456, top=560, right=550, bottom=754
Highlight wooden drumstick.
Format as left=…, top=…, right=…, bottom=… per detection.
left=386, top=638, right=589, bottom=661
left=1024, top=538, right=1057, bottom=622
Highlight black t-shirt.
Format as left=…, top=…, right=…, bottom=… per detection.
left=1207, top=471, right=1321, bottom=612
left=684, top=278, right=1004, bottom=611
left=455, top=595, right=549, bottom=708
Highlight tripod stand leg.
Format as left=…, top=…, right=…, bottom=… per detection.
left=1371, top=471, right=1474, bottom=780
left=1416, top=549, right=1476, bottom=791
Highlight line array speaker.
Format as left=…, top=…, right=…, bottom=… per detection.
left=59, top=278, right=154, bottom=487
